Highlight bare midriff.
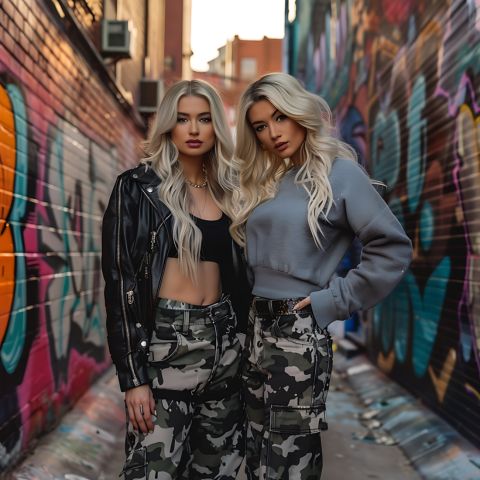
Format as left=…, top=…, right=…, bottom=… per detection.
left=158, top=257, right=222, bottom=305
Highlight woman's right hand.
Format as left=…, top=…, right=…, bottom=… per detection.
left=125, top=384, right=156, bottom=434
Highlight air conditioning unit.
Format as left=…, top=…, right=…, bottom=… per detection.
left=101, top=20, right=132, bottom=59
left=138, top=79, right=164, bottom=113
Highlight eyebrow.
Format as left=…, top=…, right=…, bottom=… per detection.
left=177, top=112, right=211, bottom=116
left=251, top=109, right=279, bottom=126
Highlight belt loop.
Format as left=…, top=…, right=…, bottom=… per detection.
left=268, top=300, right=274, bottom=316
left=226, top=297, right=233, bottom=316
left=288, top=298, right=295, bottom=312
left=182, top=310, right=190, bottom=333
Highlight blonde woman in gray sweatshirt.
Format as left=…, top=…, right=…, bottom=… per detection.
left=230, top=72, right=413, bottom=480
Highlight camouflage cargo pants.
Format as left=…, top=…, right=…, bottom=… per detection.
left=122, top=297, right=245, bottom=480
left=243, top=300, right=333, bottom=480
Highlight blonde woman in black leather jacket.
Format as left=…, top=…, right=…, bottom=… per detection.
left=102, top=80, right=250, bottom=480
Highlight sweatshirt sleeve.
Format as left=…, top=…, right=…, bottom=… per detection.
left=310, top=161, right=413, bottom=329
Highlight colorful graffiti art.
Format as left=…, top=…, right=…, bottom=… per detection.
left=0, top=72, right=115, bottom=469
left=288, top=0, right=480, bottom=446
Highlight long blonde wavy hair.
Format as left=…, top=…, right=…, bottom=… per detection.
left=143, top=80, right=237, bottom=281
left=230, top=72, right=357, bottom=248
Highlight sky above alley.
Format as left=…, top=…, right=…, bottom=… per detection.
left=190, top=0, right=286, bottom=71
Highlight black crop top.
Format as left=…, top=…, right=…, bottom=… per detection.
left=166, top=213, right=235, bottom=295
left=168, top=213, right=231, bottom=264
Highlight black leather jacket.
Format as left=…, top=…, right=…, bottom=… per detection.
left=101, top=163, right=251, bottom=391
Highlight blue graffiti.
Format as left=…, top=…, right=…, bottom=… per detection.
left=340, top=106, right=366, bottom=165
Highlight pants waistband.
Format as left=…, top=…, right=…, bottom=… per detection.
left=155, top=295, right=232, bottom=326
left=253, top=296, right=312, bottom=316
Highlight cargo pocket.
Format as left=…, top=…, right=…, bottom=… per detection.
left=148, top=322, right=179, bottom=363
left=265, top=405, right=324, bottom=479
left=121, top=446, right=147, bottom=479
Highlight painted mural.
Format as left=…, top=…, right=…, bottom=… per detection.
left=288, top=0, right=480, bottom=446
left=0, top=68, right=117, bottom=469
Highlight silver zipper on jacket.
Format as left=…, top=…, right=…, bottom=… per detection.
left=126, top=290, right=134, bottom=304
left=150, top=231, right=157, bottom=251
left=116, top=177, right=140, bottom=387
left=139, top=185, right=173, bottom=301
left=154, top=216, right=172, bottom=300
left=144, top=254, right=150, bottom=279
left=143, top=230, right=157, bottom=279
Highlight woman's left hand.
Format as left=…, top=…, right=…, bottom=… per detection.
left=294, top=296, right=311, bottom=311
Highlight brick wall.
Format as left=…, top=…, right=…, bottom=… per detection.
left=0, top=0, right=145, bottom=470
left=287, top=0, right=480, bottom=447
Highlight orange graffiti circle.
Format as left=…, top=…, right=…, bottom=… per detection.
left=0, top=85, right=16, bottom=346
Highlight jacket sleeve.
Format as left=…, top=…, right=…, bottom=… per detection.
left=102, top=174, right=150, bottom=391
left=310, top=161, right=413, bottom=329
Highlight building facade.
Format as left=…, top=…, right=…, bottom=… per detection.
left=286, top=0, right=480, bottom=447
left=0, top=0, right=191, bottom=471
left=194, top=35, right=283, bottom=126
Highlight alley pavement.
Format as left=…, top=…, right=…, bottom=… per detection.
left=5, top=345, right=480, bottom=480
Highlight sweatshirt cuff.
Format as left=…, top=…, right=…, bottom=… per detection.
left=310, top=289, right=338, bottom=330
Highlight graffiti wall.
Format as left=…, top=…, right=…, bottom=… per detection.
left=288, top=0, right=480, bottom=446
left=0, top=0, right=143, bottom=470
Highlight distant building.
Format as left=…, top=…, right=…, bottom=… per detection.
left=67, top=0, right=192, bottom=118
left=193, top=35, right=283, bottom=125
left=102, top=0, right=192, bottom=116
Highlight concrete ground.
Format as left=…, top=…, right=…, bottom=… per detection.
left=322, top=366, right=420, bottom=479
left=6, top=347, right=480, bottom=479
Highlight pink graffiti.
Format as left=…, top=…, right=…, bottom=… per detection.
left=381, top=0, right=416, bottom=25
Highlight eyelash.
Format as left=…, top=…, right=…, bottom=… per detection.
left=254, top=115, right=287, bottom=132
left=176, top=117, right=212, bottom=123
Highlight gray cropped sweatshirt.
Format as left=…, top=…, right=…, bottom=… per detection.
left=246, top=159, right=413, bottom=329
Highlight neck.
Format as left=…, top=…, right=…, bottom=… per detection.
left=179, top=156, right=206, bottom=185
left=290, top=147, right=304, bottom=166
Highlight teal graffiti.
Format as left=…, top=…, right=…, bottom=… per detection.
left=1, top=84, right=28, bottom=373
left=373, top=278, right=411, bottom=363
left=374, top=197, right=409, bottom=362
left=371, top=111, right=401, bottom=188
left=407, top=76, right=427, bottom=213
left=54, top=128, right=71, bottom=359
left=419, top=201, right=434, bottom=251
left=411, top=256, right=451, bottom=377
left=83, top=146, right=107, bottom=344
